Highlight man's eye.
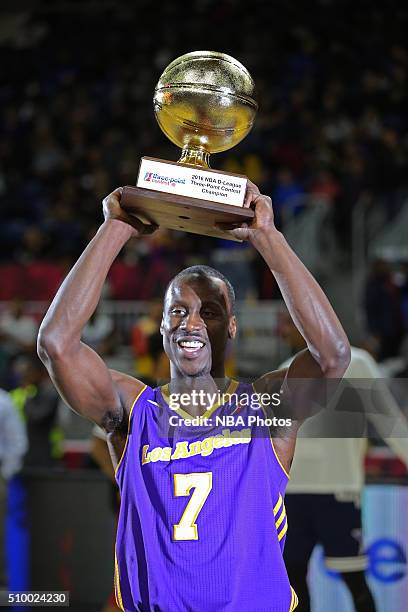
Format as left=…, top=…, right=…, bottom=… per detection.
left=201, top=310, right=215, bottom=317
left=171, top=308, right=186, bottom=316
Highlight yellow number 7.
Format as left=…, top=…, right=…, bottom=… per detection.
left=173, top=472, right=213, bottom=541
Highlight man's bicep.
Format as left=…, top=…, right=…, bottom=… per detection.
left=255, top=368, right=288, bottom=391
left=254, top=371, right=300, bottom=474
left=43, top=341, right=122, bottom=428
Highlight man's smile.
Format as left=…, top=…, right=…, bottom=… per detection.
left=175, top=335, right=207, bottom=358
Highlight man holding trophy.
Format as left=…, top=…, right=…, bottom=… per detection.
left=37, top=52, right=350, bottom=611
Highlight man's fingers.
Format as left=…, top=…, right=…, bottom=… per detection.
left=244, top=186, right=254, bottom=207
left=244, top=180, right=261, bottom=207
left=215, top=222, right=244, bottom=231
left=111, top=186, right=124, bottom=201
left=103, top=187, right=123, bottom=208
left=141, top=223, right=159, bottom=235
left=120, top=211, right=158, bottom=234
left=246, top=179, right=260, bottom=193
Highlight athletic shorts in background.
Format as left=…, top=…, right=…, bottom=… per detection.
left=284, top=493, right=368, bottom=572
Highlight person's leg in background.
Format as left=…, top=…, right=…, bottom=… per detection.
left=322, top=493, right=376, bottom=612
left=284, top=495, right=317, bottom=612
left=340, top=571, right=376, bottom=612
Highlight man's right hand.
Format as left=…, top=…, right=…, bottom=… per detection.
left=103, top=187, right=158, bottom=237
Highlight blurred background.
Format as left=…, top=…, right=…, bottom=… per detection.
left=0, top=0, right=407, bottom=610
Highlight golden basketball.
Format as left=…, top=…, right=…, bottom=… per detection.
left=153, top=51, right=258, bottom=161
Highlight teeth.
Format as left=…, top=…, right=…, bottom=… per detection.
left=179, top=340, right=204, bottom=348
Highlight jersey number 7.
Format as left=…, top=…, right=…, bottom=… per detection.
left=173, top=472, right=213, bottom=541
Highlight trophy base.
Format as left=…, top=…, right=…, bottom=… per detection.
left=121, top=186, right=254, bottom=241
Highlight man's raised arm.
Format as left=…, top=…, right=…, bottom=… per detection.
left=220, top=182, right=351, bottom=471
left=222, top=180, right=351, bottom=383
left=37, top=188, right=156, bottom=429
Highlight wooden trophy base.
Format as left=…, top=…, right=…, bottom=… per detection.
left=120, top=186, right=254, bottom=242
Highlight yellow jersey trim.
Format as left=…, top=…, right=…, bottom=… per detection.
left=251, top=383, right=290, bottom=480
left=114, top=385, right=147, bottom=477
left=275, top=506, right=286, bottom=529
left=273, top=494, right=283, bottom=516
left=160, top=379, right=239, bottom=420
left=114, top=549, right=125, bottom=611
left=289, top=586, right=298, bottom=611
left=270, top=439, right=290, bottom=480
left=278, top=521, right=288, bottom=541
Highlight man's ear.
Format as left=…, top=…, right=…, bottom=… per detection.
left=160, top=317, right=164, bottom=335
left=228, top=315, right=237, bottom=339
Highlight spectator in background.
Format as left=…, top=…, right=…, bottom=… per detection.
left=364, top=259, right=405, bottom=361
left=1, top=3, right=407, bottom=282
left=370, top=127, right=406, bottom=220
left=0, top=388, right=28, bottom=588
left=42, top=199, right=83, bottom=259
left=272, top=168, right=305, bottom=226
left=16, top=226, right=49, bottom=263
left=131, top=301, right=169, bottom=385
left=0, top=298, right=38, bottom=359
left=210, top=240, right=257, bottom=301
left=82, top=305, right=116, bottom=356
left=278, top=313, right=408, bottom=612
left=11, top=355, right=59, bottom=469
left=309, top=168, right=340, bottom=205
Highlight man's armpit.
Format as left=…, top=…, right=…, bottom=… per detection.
left=105, top=404, right=130, bottom=469
left=100, top=405, right=126, bottom=435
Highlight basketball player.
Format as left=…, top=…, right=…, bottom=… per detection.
left=37, top=182, right=350, bottom=611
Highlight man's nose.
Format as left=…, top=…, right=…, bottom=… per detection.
left=181, top=311, right=205, bottom=332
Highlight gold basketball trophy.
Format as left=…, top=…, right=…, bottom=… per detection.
left=121, top=51, right=258, bottom=241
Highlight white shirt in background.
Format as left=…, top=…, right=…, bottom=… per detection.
left=0, top=389, right=28, bottom=479
left=279, top=347, right=408, bottom=494
left=0, top=313, right=37, bottom=347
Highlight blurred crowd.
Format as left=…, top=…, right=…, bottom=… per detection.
left=0, top=0, right=407, bottom=362
left=0, top=0, right=407, bottom=303
left=0, top=0, right=407, bottom=384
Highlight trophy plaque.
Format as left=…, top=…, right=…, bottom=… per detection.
left=121, top=51, right=258, bottom=241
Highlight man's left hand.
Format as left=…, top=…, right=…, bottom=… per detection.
left=216, top=180, right=275, bottom=242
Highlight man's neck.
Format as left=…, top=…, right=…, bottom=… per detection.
left=167, top=372, right=231, bottom=417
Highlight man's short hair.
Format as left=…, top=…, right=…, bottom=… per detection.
left=165, top=265, right=236, bottom=313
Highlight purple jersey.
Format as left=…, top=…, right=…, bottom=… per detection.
left=114, top=381, right=298, bottom=611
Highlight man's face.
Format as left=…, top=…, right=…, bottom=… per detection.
left=161, top=275, right=236, bottom=377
